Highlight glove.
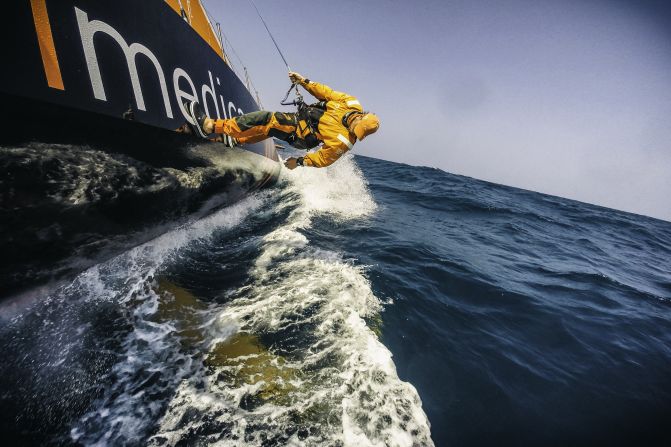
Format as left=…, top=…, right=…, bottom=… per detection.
left=284, top=157, right=303, bottom=170
left=288, top=71, right=305, bottom=84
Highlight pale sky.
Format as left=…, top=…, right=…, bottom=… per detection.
left=206, top=0, right=671, bottom=221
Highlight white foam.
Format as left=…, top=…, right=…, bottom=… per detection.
left=68, top=195, right=264, bottom=445
left=54, top=155, right=434, bottom=445
left=151, top=155, right=434, bottom=446
left=283, top=154, right=377, bottom=220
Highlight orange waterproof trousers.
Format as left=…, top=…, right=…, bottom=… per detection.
left=213, top=111, right=298, bottom=144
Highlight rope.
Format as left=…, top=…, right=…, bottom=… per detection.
left=200, top=0, right=264, bottom=107
left=247, top=0, right=291, bottom=72
left=220, top=31, right=264, bottom=107
left=199, top=1, right=231, bottom=62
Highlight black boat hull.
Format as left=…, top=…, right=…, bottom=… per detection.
left=0, top=0, right=281, bottom=300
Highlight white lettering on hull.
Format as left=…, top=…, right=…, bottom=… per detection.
left=228, top=101, right=239, bottom=118
left=74, top=7, right=243, bottom=125
left=173, top=68, right=197, bottom=124
left=75, top=7, right=174, bottom=119
left=202, top=71, right=221, bottom=119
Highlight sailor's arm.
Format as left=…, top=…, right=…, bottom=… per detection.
left=302, top=144, right=348, bottom=168
left=302, top=80, right=350, bottom=103
left=289, top=72, right=351, bottom=103
left=283, top=144, right=349, bottom=170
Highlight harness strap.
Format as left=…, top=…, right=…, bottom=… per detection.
left=298, top=101, right=327, bottom=136
left=297, top=103, right=315, bottom=135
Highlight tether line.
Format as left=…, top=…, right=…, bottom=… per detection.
left=247, top=0, right=291, bottom=72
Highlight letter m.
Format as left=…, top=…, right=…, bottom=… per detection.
left=75, top=7, right=173, bottom=118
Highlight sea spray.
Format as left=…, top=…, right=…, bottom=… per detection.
left=67, top=196, right=264, bottom=445
left=150, top=155, right=433, bottom=446
left=4, top=153, right=671, bottom=446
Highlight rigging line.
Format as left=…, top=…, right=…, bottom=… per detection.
left=220, top=28, right=265, bottom=106
left=197, top=2, right=225, bottom=56
left=246, top=0, right=291, bottom=72
left=175, top=0, right=186, bottom=19
left=199, top=3, right=242, bottom=75
left=198, top=0, right=231, bottom=62
left=199, top=3, right=241, bottom=70
left=221, top=32, right=244, bottom=70
left=217, top=28, right=257, bottom=88
left=199, top=0, right=264, bottom=107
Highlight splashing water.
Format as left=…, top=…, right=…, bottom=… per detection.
left=0, top=154, right=433, bottom=446
left=150, top=155, right=433, bottom=446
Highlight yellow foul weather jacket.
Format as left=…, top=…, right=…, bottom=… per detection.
left=296, top=79, right=363, bottom=167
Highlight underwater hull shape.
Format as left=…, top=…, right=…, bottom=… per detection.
left=0, top=1, right=281, bottom=300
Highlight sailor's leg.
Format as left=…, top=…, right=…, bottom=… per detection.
left=213, top=111, right=271, bottom=138
left=213, top=111, right=296, bottom=144
left=234, top=134, right=269, bottom=144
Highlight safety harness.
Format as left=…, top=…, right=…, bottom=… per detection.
left=280, top=82, right=365, bottom=149
left=280, top=83, right=325, bottom=150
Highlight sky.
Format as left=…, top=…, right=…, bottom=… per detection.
left=205, top=0, right=671, bottom=221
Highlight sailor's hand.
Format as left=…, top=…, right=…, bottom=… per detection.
left=284, top=157, right=299, bottom=170
left=288, top=71, right=305, bottom=84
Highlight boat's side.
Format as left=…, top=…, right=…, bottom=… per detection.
left=0, top=0, right=282, bottom=301
left=1, top=92, right=280, bottom=298
left=2, top=0, right=269, bottom=145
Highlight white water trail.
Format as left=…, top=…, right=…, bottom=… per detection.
left=152, top=155, right=434, bottom=446
left=68, top=196, right=264, bottom=446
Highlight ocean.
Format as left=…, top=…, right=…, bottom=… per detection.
left=1, top=153, right=670, bottom=446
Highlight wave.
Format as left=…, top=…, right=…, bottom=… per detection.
left=22, top=154, right=435, bottom=446
left=148, top=155, right=433, bottom=446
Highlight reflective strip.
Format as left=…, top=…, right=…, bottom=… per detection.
left=337, top=134, right=353, bottom=149
left=346, top=100, right=360, bottom=107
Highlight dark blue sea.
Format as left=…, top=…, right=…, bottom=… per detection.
left=1, top=154, right=670, bottom=446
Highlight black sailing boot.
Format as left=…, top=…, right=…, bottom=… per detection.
left=185, top=101, right=208, bottom=138
left=223, top=135, right=238, bottom=148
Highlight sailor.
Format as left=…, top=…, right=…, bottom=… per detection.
left=186, top=72, right=380, bottom=169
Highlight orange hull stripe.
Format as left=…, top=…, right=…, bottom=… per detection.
left=30, top=0, right=64, bottom=90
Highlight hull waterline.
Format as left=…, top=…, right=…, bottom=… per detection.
left=0, top=0, right=281, bottom=300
